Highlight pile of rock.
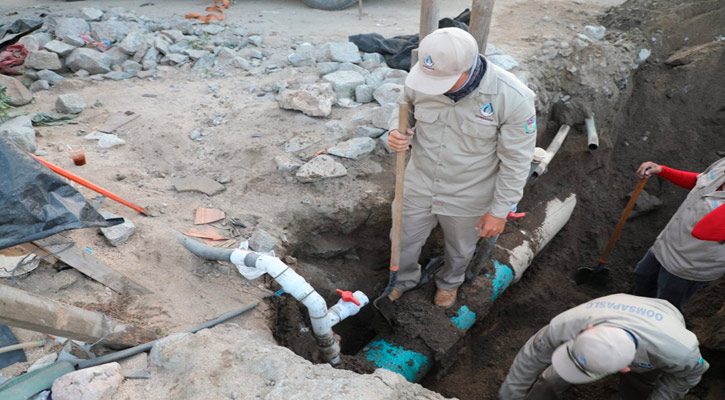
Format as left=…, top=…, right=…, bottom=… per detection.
left=13, top=6, right=263, bottom=90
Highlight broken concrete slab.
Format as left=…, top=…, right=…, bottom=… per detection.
left=172, top=176, right=226, bottom=196
left=99, top=211, right=136, bottom=247
left=277, top=83, right=337, bottom=118
left=296, top=155, right=347, bottom=183
left=327, top=137, right=376, bottom=159
left=119, top=352, right=150, bottom=379
left=0, top=74, right=33, bottom=106
left=51, top=362, right=123, bottom=400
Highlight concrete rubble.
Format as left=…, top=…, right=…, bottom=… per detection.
left=51, top=362, right=124, bottom=400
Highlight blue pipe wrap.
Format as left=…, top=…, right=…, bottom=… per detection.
left=363, top=338, right=431, bottom=382
left=486, top=260, right=514, bottom=301
left=451, top=305, right=476, bottom=330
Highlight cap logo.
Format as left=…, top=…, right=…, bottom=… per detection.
left=577, top=355, right=587, bottom=366
left=422, top=56, right=434, bottom=70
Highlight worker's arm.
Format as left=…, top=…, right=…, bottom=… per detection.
left=489, top=95, right=537, bottom=220
left=637, top=162, right=698, bottom=189
left=648, top=355, right=709, bottom=400
left=498, top=325, right=558, bottom=399
left=692, top=204, right=725, bottom=241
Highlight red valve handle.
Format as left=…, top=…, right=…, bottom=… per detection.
left=507, top=211, right=526, bottom=222
left=336, top=289, right=360, bottom=306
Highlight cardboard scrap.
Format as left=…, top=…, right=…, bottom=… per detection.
left=183, top=226, right=227, bottom=241
left=194, top=207, right=225, bottom=225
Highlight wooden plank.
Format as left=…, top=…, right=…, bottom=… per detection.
left=0, top=284, right=156, bottom=349
left=32, top=236, right=152, bottom=295
left=419, top=0, right=439, bottom=41
left=98, top=111, right=140, bottom=133
left=469, top=0, right=496, bottom=51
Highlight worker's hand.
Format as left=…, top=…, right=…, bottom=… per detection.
left=388, top=128, right=415, bottom=152
left=636, top=161, right=662, bottom=178
left=476, top=213, right=506, bottom=237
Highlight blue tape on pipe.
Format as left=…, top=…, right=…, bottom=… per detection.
left=485, top=260, right=514, bottom=302
left=451, top=305, right=476, bottom=330
left=363, top=338, right=431, bottom=382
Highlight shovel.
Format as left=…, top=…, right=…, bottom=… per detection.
left=576, top=177, right=648, bottom=286
left=373, top=101, right=409, bottom=328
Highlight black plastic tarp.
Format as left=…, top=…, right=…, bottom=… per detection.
left=0, top=137, right=121, bottom=250
left=349, top=10, right=471, bottom=71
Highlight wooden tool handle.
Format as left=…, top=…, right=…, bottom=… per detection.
left=389, top=102, right=409, bottom=271
left=600, top=178, right=648, bottom=263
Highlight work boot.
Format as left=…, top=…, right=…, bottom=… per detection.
left=388, top=289, right=403, bottom=302
left=434, top=288, right=458, bottom=309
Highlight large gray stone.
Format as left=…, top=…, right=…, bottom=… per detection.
left=31, top=32, right=53, bottom=48
left=104, top=47, right=129, bottom=67
left=30, top=80, right=50, bottom=92
left=582, top=25, right=606, bottom=41
left=327, top=137, right=376, bottom=159
left=103, top=71, right=132, bottom=81
left=183, top=49, right=209, bottom=61
left=164, top=54, right=189, bottom=66
left=249, top=229, right=279, bottom=252
left=274, top=155, right=302, bottom=171
left=277, top=83, right=337, bottom=117
left=54, top=18, right=90, bottom=43
left=38, top=67, right=66, bottom=82
left=356, top=125, right=385, bottom=138
left=191, top=52, right=215, bottom=71
left=362, top=52, right=386, bottom=64
left=317, top=62, right=339, bottom=75
left=161, top=29, right=185, bottom=43
left=365, top=67, right=389, bottom=88
left=296, top=155, right=347, bottom=183
left=52, top=362, right=123, bottom=400
left=488, top=54, right=519, bottom=71
left=373, top=82, right=403, bottom=106
left=338, top=62, right=368, bottom=75
left=0, top=75, right=33, bottom=106
left=214, top=47, right=237, bottom=67
left=326, top=42, right=361, bottom=63
left=121, top=60, right=142, bottom=76
left=119, top=31, right=147, bottom=55
left=17, top=35, right=39, bottom=52
left=288, top=43, right=315, bottom=67
left=202, top=24, right=225, bottom=35
left=65, top=48, right=112, bottom=74
left=355, top=84, right=375, bottom=103
left=24, top=51, right=61, bottom=70
left=325, top=120, right=348, bottom=141
left=0, top=116, right=35, bottom=153
left=153, top=36, right=171, bottom=56
left=43, top=40, right=76, bottom=57
left=371, top=103, right=396, bottom=129
left=80, top=7, right=104, bottom=21
left=99, top=211, right=136, bottom=246
left=322, top=70, right=365, bottom=99
left=90, top=20, right=128, bottom=43
left=56, top=93, right=86, bottom=114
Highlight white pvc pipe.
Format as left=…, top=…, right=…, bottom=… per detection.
left=229, top=250, right=367, bottom=364
left=498, top=193, right=577, bottom=281
left=533, top=125, right=571, bottom=177
left=585, top=116, right=599, bottom=151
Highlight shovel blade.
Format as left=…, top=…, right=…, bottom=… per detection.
left=575, top=264, right=609, bottom=286
left=373, top=295, right=397, bottom=329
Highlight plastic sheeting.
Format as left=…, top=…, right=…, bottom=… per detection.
left=0, top=137, right=121, bottom=250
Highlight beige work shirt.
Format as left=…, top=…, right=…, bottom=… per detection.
left=390, top=58, right=537, bottom=218
left=653, top=157, right=725, bottom=281
left=500, top=294, right=708, bottom=400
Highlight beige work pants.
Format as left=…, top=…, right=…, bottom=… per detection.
left=392, top=200, right=481, bottom=291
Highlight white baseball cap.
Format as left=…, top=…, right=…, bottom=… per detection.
left=551, top=326, right=636, bottom=384
left=405, top=27, right=478, bottom=95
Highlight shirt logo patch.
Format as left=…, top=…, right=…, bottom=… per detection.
left=637, top=363, right=652, bottom=369
left=525, top=115, right=536, bottom=134
left=694, top=357, right=704, bottom=369
left=476, top=103, right=494, bottom=122
left=422, top=56, right=434, bottom=70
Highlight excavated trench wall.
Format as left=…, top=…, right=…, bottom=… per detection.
left=267, top=0, right=725, bottom=395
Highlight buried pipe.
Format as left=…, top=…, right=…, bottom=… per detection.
left=585, top=115, right=599, bottom=151
left=532, top=125, right=571, bottom=178
left=177, top=232, right=368, bottom=365
left=360, top=194, right=577, bottom=382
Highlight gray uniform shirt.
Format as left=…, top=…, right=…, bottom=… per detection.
left=389, top=58, right=537, bottom=218
left=653, top=157, right=725, bottom=281
left=499, top=294, right=708, bottom=400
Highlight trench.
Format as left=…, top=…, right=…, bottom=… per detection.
left=267, top=1, right=725, bottom=398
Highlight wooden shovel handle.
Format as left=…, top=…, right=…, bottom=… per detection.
left=600, top=178, right=648, bottom=263
left=389, top=103, right=409, bottom=272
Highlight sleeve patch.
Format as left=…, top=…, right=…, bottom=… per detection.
left=525, top=115, right=536, bottom=134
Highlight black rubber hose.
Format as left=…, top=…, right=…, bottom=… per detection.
left=175, top=231, right=234, bottom=261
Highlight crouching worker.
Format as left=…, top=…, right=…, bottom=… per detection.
left=498, top=293, right=708, bottom=400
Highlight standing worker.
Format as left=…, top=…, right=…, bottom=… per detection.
left=634, top=158, right=725, bottom=311
left=387, top=27, right=537, bottom=308
left=499, top=293, right=709, bottom=399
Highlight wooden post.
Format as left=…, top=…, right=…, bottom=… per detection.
left=419, top=0, right=439, bottom=41
left=469, top=0, right=496, bottom=51
left=0, top=284, right=156, bottom=349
